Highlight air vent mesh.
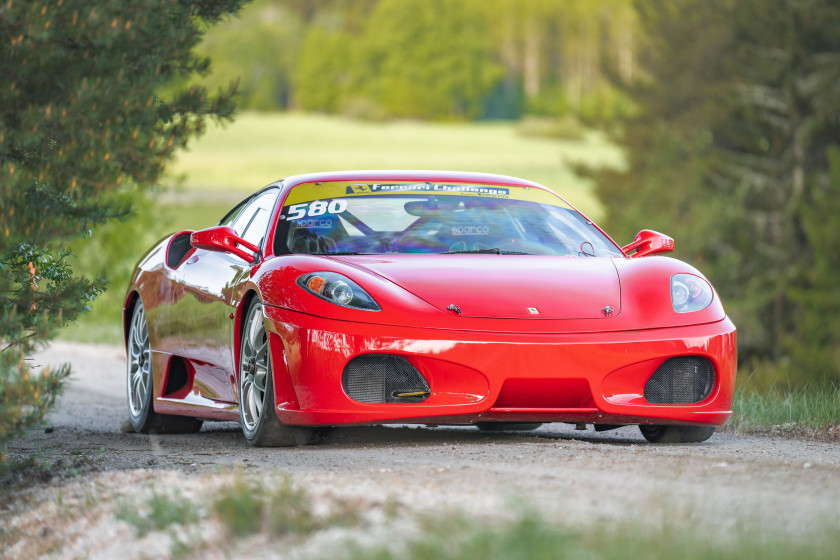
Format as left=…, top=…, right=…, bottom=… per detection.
left=342, top=355, right=430, bottom=403
left=644, top=357, right=715, bottom=404
left=167, top=233, right=193, bottom=268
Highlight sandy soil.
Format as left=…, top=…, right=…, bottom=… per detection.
left=2, top=342, right=839, bottom=559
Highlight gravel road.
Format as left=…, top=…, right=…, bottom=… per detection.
left=4, top=341, right=840, bottom=558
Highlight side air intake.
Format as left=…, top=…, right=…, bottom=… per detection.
left=644, top=357, right=715, bottom=404
left=342, top=355, right=430, bottom=403
left=167, top=232, right=193, bottom=268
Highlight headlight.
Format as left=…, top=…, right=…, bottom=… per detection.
left=297, top=272, right=381, bottom=311
left=671, top=274, right=713, bottom=313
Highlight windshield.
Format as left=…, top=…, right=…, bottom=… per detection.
left=274, top=181, right=622, bottom=257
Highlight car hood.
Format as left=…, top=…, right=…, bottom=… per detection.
left=334, top=255, right=621, bottom=319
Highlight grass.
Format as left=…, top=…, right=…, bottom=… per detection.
left=6, top=467, right=840, bottom=558
left=115, top=473, right=359, bottom=557
left=210, top=476, right=265, bottom=537
left=729, top=385, right=840, bottom=433
left=58, top=320, right=124, bottom=346
left=337, top=511, right=840, bottom=560
left=0, top=454, right=54, bottom=492
left=106, top=472, right=840, bottom=559
left=116, top=489, right=203, bottom=558
left=117, top=490, right=200, bottom=537
left=165, top=111, right=624, bottom=217
left=210, top=473, right=359, bottom=538
left=1, top=447, right=105, bottom=494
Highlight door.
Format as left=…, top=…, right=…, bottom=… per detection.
left=175, top=188, right=279, bottom=402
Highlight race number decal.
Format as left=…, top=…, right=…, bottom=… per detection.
left=285, top=199, right=347, bottom=220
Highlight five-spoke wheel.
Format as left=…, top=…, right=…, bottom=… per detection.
left=127, top=302, right=152, bottom=423
left=239, top=300, right=312, bottom=446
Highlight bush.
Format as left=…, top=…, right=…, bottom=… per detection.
left=0, top=350, right=70, bottom=462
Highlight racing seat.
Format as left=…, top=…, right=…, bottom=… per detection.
left=287, top=213, right=349, bottom=253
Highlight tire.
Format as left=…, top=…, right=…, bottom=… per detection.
left=126, top=301, right=203, bottom=434
left=239, top=300, right=313, bottom=447
left=638, top=424, right=715, bottom=444
left=476, top=422, right=543, bottom=432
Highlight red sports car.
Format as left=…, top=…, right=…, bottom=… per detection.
left=124, top=171, right=736, bottom=446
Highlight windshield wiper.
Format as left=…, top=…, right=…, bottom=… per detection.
left=310, top=251, right=367, bottom=255
left=442, top=248, right=530, bottom=255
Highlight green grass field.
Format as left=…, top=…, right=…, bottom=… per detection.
left=165, top=112, right=624, bottom=218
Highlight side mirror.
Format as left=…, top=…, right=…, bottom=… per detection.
left=190, top=226, right=260, bottom=263
left=622, top=229, right=675, bottom=258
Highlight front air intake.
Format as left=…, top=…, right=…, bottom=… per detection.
left=644, top=357, right=715, bottom=404
left=342, top=355, right=430, bottom=403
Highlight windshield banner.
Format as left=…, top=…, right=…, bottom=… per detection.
left=283, top=181, right=569, bottom=208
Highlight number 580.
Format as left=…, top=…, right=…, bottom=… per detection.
left=286, top=199, right=347, bottom=220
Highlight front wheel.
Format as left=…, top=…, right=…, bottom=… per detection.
left=239, top=300, right=312, bottom=447
left=639, top=424, right=715, bottom=444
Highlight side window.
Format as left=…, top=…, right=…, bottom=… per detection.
left=230, top=201, right=260, bottom=236
left=219, top=200, right=248, bottom=230
left=239, top=190, right=279, bottom=247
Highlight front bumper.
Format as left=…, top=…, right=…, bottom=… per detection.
left=263, top=306, right=737, bottom=427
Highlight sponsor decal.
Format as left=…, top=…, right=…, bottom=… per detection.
left=450, top=225, right=490, bottom=236
left=345, top=183, right=510, bottom=197
left=299, top=218, right=333, bottom=229
left=282, top=180, right=572, bottom=209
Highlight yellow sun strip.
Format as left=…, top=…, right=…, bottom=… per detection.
left=282, top=181, right=571, bottom=209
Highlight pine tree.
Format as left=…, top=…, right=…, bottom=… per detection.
left=0, top=0, right=248, bottom=460
left=591, top=0, right=840, bottom=386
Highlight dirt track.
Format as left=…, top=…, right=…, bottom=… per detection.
left=3, top=342, right=840, bottom=558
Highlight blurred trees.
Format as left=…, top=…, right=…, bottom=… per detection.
left=0, top=0, right=247, bottom=458
left=195, top=0, right=638, bottom=120
left=354, top=0, right=501, bottom=120
left=591, top=0, right=840, bottom=386
left=479, top=0, right=637, bottom=120
left=195, top=0, right=304, bottom=110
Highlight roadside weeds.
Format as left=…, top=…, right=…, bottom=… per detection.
left=727, top=386, right=840, bottom=442
left=3, top=466, right=840, bottom=560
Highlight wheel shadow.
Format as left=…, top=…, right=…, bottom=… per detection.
left=308, top=423, right=649, bottom=448
left=122, top=421, right=715, bottom=450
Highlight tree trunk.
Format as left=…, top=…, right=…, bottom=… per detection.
left=523, top=18, right=541, bottom=97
